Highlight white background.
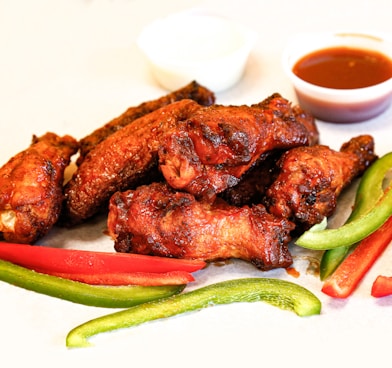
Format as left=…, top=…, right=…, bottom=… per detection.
left=0, top=0, right=391, bottom=367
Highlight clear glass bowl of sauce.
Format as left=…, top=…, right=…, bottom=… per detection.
left=283, top=32, right=392, bottom=123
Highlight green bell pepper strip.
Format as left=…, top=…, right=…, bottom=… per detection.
left=0, top=259, right=185, bottom=308
left=319, top=152, right=392, bottom=279
left=347, top=152, right=392, bottom=220
left=295, top=182, right=392, bottom=251
left=66, top=277, right=322, bottom=348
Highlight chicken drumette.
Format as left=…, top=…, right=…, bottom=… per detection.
left=0, top=133, right=79, bottom=243
left=265, top=134, right=377, bottom=230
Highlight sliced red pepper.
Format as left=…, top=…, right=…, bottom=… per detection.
left=0, top=242, right=206, bottom=274
left=371, top=275, right=392, bottom=298
left=40, top=270, right=195, bottom=286
left=0, top=259, right=185, bottom=308
left=321, top=215, right=392, bottom=298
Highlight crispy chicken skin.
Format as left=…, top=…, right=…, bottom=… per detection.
left=0, top=133, right=79, bottom=243
left=220, top=95, right=319, bottom=207
left=265, top=135, right=377, bottom=230
left=252, top=93, right=319, bottom=146
left=108, top=182, right=295, bottom=271
left=77, top=81, right=215, bottom=164
left=62, top=99, right=203, bottom=225
left=159, top=95, right=312, bottom=199
left=64, top=94, right=314, bottom=225
left=219, top=151, right=282, bottom=207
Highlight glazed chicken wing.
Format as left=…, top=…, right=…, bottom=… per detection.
left=108, top=182, right=295, bottom=271
left=252, top=93, right=319, bottom=146
left=77, top=81, right=215, bottom=164
left=64, top=94, right=314, bottom=225
left=159, top=94, right=313, bottom=199
left=219, top=151, right=282, bottom=207
left=0, top=133, right=79, bottom=243
left=63, top=99, right=203, bottom=225
left=219, top=95, right=319, bottom=207
left=265, top=135, right=377, bottom=230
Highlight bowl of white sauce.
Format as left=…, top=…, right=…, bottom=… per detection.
left=137, top=9, right=257, bottom=92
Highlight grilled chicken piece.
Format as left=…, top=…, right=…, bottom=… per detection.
left=64, top=94, right=313, bottom=225
left=62, top=99, right=202, bottom=225
left=219, top=151, right=282, bottom=207
left=159, top=95, right=313, bottom=200
left=0, top=133, right=79, bottom=243
left=77, top=81, right=215, bottom=164
left=108, top=182, right=295, bottom=271
left=252, top=93, right=319, bottom=146
left=220, top=95, right=319, bottom=207
left=265, top=135, right=377, bottom=230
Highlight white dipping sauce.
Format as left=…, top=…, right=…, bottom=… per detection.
left=138, top=10, right=256, bottom=91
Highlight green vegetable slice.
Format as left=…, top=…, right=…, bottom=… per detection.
left=320, top=152, right=392, bottom=279
left=348, top=151, right=392, bottom=220
left=66, top=277, right=322, bottom=348
left=295, top=180, right=392, bottom=251
left=0, top=259, right=185, bottom=308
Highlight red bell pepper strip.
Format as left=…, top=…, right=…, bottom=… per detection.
left=321, top=215, right=392, bottom=298
left=42, top=270, right=195, bottom=286
left=0, top=259, right=185, bottom=308
left=371, top=275, right=392, bottom=298
left=0, top=242, right=206, bottom=274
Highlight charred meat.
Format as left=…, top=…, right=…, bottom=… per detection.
left=108, top=182, right=295, bottom=271
left=265, top=135, right=377, bottom=230
left=219, top=151, right=282, bottom=207
left=0, top=133, right=79, bottom=243
left=251, top=93, right=319, bottom=146
left=77, top=81, right=215, bottom=164
left=62, top=99, right=203, bottom=225
left=159, top=95, right=314, bottom=200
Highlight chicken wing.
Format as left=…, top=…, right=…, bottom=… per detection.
left=219, top=151, right=281, bottom=207
left=62, top=99, right=202, bottom=225
left=219, top=95, right=319, bottom=207
left=63, top=94, right=315, bottom=225
left=77, top=81, right=215, bottom=164
left=252, top=92, right=319, bottom=146
left=265, top=135, right=377, bottom=230
left=0, top=133, right=79, bottom=243
left=108, top=182, right=295, bottom=271
left=159, top=94, right=312, bottom=199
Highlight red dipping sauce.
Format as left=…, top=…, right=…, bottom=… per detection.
left=293, top=47, right=392, bottom=90
left=284, top=32, right=392, bottom=123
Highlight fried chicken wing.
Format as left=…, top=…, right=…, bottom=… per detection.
left=77, top=81, right=215, bottom=164
left=108, top=182, right=295, bottom=271
left=219, top=151, right=281, bottom=207
left=0, top=133, right=79, bottom=243
left=265, top=135, right=377, bottom=230
left=220, top=95, right=319, bottom=207
left=158, top=94, right=313, bottom=199
left=62, top=99, right=203, bottom=225
left=252, top=93, right=319, bottom=146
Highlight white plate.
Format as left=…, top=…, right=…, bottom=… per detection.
left=0, top=1, right=391, bottom=367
